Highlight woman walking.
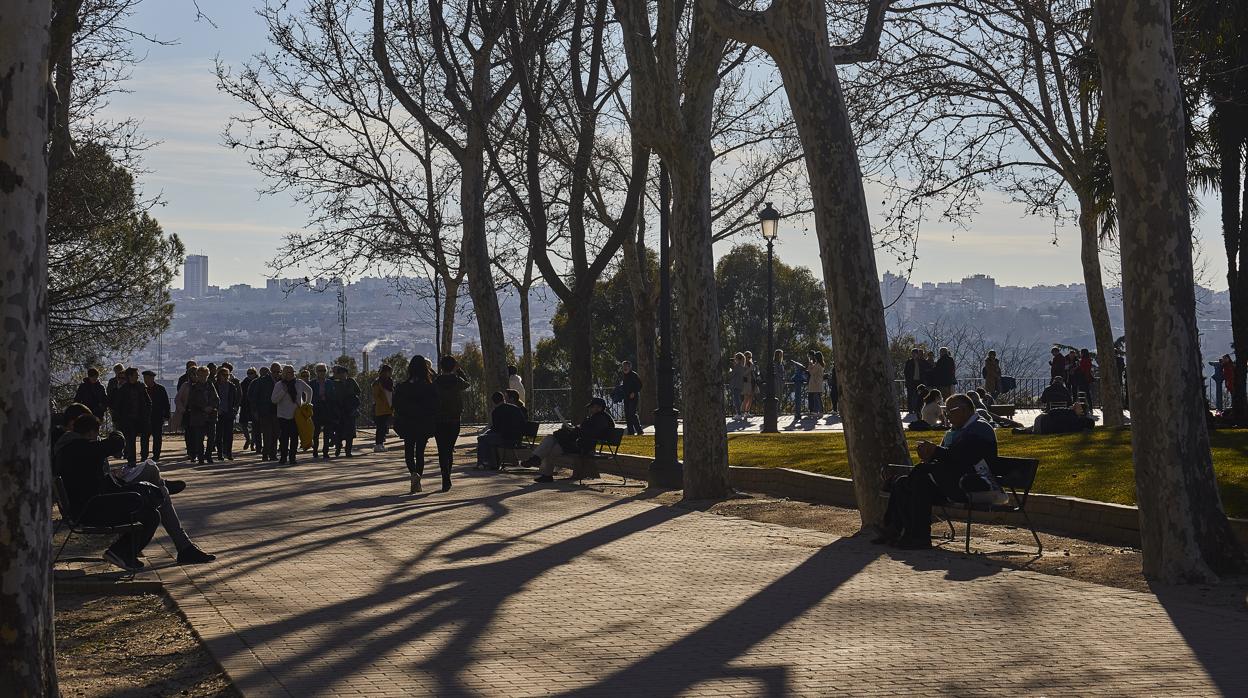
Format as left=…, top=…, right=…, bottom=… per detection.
left=806, top=351, right=826, bottom=417
left=393, top=356, right=437, bottom=493
left=271, top=364, right=312, bottom=465
left=728, top=353, right=748, bottom=420
left=372, top=364, right=395, bottom=453
left=432, top=355, right=470, bottom=492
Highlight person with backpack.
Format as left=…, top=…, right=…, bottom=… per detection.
left=393, top=356, right=437, bottom=493
left=432, top=355, right=470, bottom=492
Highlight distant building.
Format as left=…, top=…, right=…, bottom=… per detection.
left=184, top=255, right=209, bottom=298
left=961, top=274, right=996, bottom=307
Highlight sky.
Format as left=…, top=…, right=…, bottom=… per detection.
left=103, top=1, right=1229, bottom=291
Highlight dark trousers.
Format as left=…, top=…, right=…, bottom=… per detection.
left=623, top=398, right=642, bottom=435
left=375, top=414, right=391, bottom=446
left=404, top=433, right=430, bottom=476
left=216, top=414, right=235, bottom=459
left=256, top=414, right=278, bottom=459
left=239, top=416, right=252, bottom=448
left=808, top=393, right=823, bottom=413
left=141, top=419, right=164, bottom=461
left=905, top=381, right=921, bottom=413
left=476, top=431, right=509, bottom=468
left=883, top=467, right=961, bottom=541
left=433, top=422, right=460, bottom=487
left=121, top=425, right=140, bottom=466
left=79, top=493, right=160, bottom=560
left=277, top=418, right=299, bottom=463
left=313, top=407, right=333, bottom=456
left=186, top=422, right=206, bottom=462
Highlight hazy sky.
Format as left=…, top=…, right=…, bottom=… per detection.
left=104, top=2, right=1228, bottom=290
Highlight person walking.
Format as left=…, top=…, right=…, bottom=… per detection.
left=432, top=355, right=470, bottom=492
left=330, top=364, right=361, bottom=457
left=392, top=355, right=437, bottom=493
left=140, top=370, right=170, bottom=461
left=214, top=367, right=240, bottom=460
left=806, top=351, right=826, bottom=417
left=934, top=347, right=956, bottom=398
left=112, top=367, right=152, bottom=466
left=728, top=353, right=748, bottom=420
left=238, top=367, right=257, bottom=450
left=372, top=364, right=395, bottom=453
left=186, top=367, right=220, bottom=464
left=309, top=363, right=336, bottom=458
left=250, top=364, right=280, bottom=460
left=271, top=364, right=312, bottom=465
left=74, top=367, right=110, bottom=420
left=617, top=360, right=643, bottom=435
left=507, top=364, right=526, bottom=403
left=982, top=350, right=1002, bottom=398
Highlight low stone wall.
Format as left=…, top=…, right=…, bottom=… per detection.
left=603, top=453, right=1248, bottom=549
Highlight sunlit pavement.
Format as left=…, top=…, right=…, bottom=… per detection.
left=148, top=435, right=1239, bottom=697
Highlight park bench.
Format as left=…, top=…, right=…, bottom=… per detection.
left=52, top=475, right=146, bottom=575
left=986, top=404, right=1017, bottom=420
left=568, top=427, right=626, bottom=484
left=496, top=420, right=541, bottom=470
left=881, top=456, right=1042, bottom=555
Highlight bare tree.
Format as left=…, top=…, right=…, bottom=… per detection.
left=1094, top=0, right=1244, bottom=582
left=372, top=0, right=518, bottom=391
left=612, top=1, right=734, bottom=498
left=846, top=0, right=1126, bottom=426
left=0, top=5, right=56, bottom=694
left=706, top=0, right=910, bottom=526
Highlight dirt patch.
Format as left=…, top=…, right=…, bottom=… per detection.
left=585, top=479, right=1248, bottom=615
left=56, top=590, right=238, bottom=697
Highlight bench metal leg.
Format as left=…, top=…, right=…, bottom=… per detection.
left=964, top=506, right=974, bottom=554
left=1020, top=508, right=1043, bottom=555
left=53, top=528, right=75, bottom=566
left=938, top=505, right=955, bottom=541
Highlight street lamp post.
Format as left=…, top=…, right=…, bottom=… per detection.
left=760, top=202, right=780, bottom=434
left=650, top=162, right=684, bottom=488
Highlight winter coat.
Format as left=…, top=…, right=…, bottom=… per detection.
left=248, top=375, right=277, bottom=418
left=433, top=373, right=470, bottom=424
left=73, top=380, right=109, bottom=419
left=392, top=379, right=437, bottom=439
left=187, top=381, right=220, bottom=428
left=372, top=380, right=394, bottom=417
left=982, top=357, right=1002, bottom=393
left=146, top=383, right=171, bottom=424
left=215, top=379, right=241, bottom=417
left=933, top=356, right=956, bottom=386
left=330, top=377, right=362, bottom=435
left=238, top=376, right=255, bottom=420
left=271, top=378, right=312, bottom=420
left=111, top=381, right=152, bottom=430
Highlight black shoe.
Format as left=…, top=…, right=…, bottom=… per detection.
left=891, top=537, right=933, bottom=550
left=176, top=545, right=216, bottom=565
left=441, top=479, right=451, bottom=492
left=533, top=475, right=554, bottom=483
left=164, top=480, right=187, bottom=496
left=104, top=548, right=144, bottom=572
left=522, top=456, right=542, bottom=469
left=279, top=458, right=288, bottom=465
left=289, top=457, right=298, bottom=465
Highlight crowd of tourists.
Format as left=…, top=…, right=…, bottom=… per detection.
left=727, top=349, right=840, bottom=421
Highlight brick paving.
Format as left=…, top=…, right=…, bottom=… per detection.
left=146, top=436, right=1247, bottom=696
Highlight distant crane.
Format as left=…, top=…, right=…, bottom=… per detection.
left=337, top=279, right=348, bottom=359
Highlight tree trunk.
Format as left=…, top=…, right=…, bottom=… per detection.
left=623, top=224, right=658, bottom=424
left=0, top=2, right=58, bottom=692
left=441, top=273, right=460, bottom=358
left=518, top=281, right=534, bottom=393
left=565, top=289, right=595, bottom=416
left=1094, top=0, right=1245, bottom=583
left=1077, top=200, right=1126, bottom=427
left=756, top=2, right=909, bottom=527
left=458, top=145, right=507, bottom=391
left=670, top=163, right=731, bottom=499
left=1221, top=104, right=1248, bottom=421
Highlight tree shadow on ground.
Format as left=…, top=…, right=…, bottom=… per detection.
left=1150, top=579, right=1248, bottom=694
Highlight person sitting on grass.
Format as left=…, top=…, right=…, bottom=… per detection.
left=908, top=389, right=946, bottom=430
left=477, top=391, right=527, bottom=470
left=525, top=397, right=616, bottom=483
left=1040, top=376, right=1072, bottom=411
left=874, top=394, right=999, bottom=550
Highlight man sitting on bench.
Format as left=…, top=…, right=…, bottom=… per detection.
left=874, top=393, right=998, bottom=549
left=1040, top=376, right=1072, bottom=412
left=477, top=391, right=527, bottom=470
left=525, top=397, right=615, bottom=483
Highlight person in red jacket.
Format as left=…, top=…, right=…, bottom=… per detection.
left=1221, top=355, right=1236, bottom=397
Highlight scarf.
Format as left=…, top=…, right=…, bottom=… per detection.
left=284, top=378, right=299, bottom=403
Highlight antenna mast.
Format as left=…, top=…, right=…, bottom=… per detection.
left=337, top=280, right=348, bottom=359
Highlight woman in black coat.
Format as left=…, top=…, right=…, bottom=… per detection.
left=392, top=356, right=437, bottom=494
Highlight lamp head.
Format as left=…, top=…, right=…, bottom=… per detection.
left=759, top=202, right=780, bottom=240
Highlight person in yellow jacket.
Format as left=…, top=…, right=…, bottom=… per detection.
left=372, top=364, right=395, bottom=453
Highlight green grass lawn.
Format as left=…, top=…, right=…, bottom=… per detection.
left=617, top=429, right=1248, bottom=518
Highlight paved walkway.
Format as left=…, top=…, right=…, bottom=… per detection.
left=150, top=438, right=1243, bottom=697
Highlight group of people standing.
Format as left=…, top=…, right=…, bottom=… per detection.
left=1049, top=347, right=1098, bottom=408
left=73, top=364, right=171, bottom=466
left=728, top=349, right=839, bottom=420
